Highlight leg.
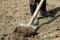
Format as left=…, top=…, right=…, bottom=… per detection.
left=29, top=0, right=37, bottom=15
left=38, top=0, right=51, bottom=17
left=40, top=0, right=46, bottom=12
left=29, top=0, right=39, bottom=26
left=30, top=4, right=36, bottom=15
left=38, top=0, right=46, bottom=16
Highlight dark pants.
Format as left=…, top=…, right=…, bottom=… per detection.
left=30, top=0, right=46, bottom=15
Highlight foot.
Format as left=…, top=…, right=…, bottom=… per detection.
left=44, top=12, right=52, bottom=17
left=40, top=10, right=52, bottom=17
left=32, top=18, right=39, bottom=26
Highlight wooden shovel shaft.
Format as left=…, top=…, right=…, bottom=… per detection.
left=28, top=0, right=44, bottom=25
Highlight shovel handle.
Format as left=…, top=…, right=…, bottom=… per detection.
left=28, top=0, right=44, bottom=26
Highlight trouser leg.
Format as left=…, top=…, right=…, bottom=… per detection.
left=40, top=0, right=46, bottom=12
left=29, top=0, right=37, bottom=15
left=38, top=0, right=51, bottom=17
left=30, top=4, right=39, bottom=26
left=30, top=4, right=36, bottom=15
left=29, top=0, right=39, bottom=26
left=38, top=0, right=46, bottom=16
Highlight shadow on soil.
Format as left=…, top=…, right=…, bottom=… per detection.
left=33, top=7, right=60, bottom=35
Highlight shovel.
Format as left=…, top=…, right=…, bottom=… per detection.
left=19, top=0, right=44, bottom=29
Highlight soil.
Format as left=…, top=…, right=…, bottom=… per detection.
left=0, top=0, right=60, bottom=40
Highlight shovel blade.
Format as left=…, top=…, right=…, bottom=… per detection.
left=19, top=23, right=37, bottom=29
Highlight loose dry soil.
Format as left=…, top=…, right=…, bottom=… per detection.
left=0, top=0, right=60, bottom=40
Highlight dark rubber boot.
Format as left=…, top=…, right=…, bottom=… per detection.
left=30, top=4, right=36, bottom=15
left=30, top=4, right=39, bottom=26
left=32, top=18, right=39, bottom=26
left=40, top=10, right=52, bottom=17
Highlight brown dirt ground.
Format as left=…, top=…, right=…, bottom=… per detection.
left=0, top=0, right=60, bottom=40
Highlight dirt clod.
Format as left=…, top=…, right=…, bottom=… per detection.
left=14, top=26, right=36, bottom=37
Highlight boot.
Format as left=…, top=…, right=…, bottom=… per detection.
left=32, top=17, right=39, bottom=26
left=30, top=4, right=36, bottom=15
left=40, top=10, right=52, bottom=17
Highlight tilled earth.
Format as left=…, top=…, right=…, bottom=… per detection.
left=0, top=0, right=60, bottom=40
